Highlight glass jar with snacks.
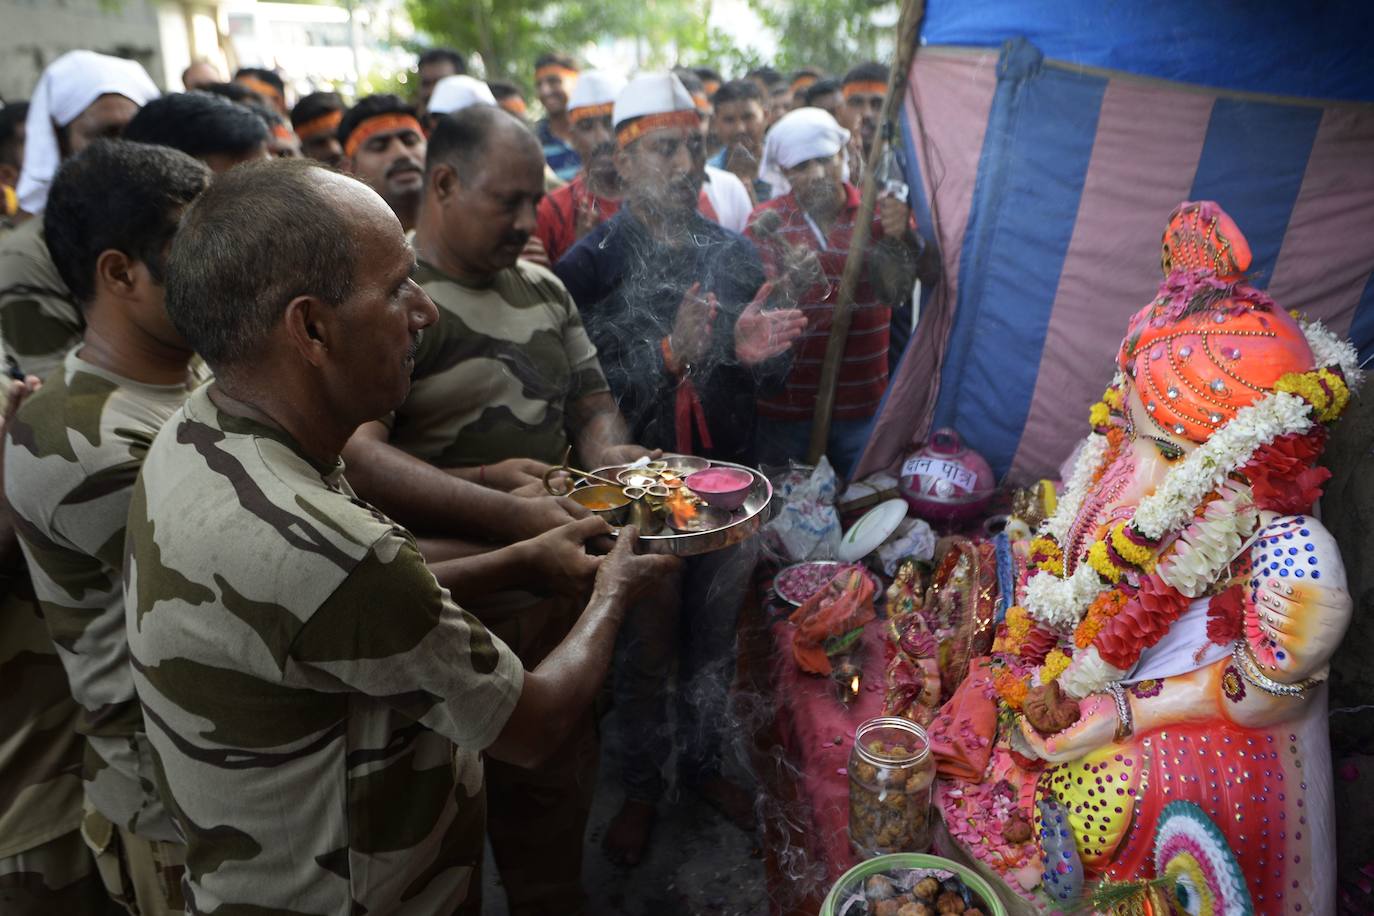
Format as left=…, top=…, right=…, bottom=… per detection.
left=848, top=717, right=935, bottom=857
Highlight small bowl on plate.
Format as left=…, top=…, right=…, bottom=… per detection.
left=684, top=467, right=755, bottom=511
left=661, top=455, right=711, bottom=476
left=569, top=485, right=631, bottom=525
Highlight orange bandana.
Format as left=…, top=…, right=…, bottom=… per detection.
left=691, top=92, right=711, bottom=113
left=271, top=123, right=294, bottom=142
left=237, top=76, right=284, bottom=105
left=791, top=74, right=819, bottom=93
left=343, top=113, right=424, bottom=158
left=536, top=65, right=579, bottom=83
left=616, top=110, right=700, bottom=148
left=500, top=96, right=528, bottom=117
left=703, top=80, right=721, bottom=97
left=294, top=109, right=342, bottom=141
left=569, top=102, right=613, bottom=124
left=843, top=80, right=886, bottom=99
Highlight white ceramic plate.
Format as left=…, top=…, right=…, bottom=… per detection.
left=838, top=498, right=909, bottom=563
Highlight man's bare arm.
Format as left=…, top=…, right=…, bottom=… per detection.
left=342, top=420, right=587, bottom=541
left=568, top=390, right=648, bottom=468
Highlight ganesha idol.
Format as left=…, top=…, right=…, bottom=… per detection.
left=931, top=202, right=1361, bottom=915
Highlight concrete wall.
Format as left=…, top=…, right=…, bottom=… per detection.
left=0, top=0, right=166, bottom=101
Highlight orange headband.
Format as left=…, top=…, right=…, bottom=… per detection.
left=536, top=65, right=579, bottom=83
left=569, top=102, right=614, bottom=125
left=343, top=113, right=424, bottom=158
left=703, top=80, right=721, bottom=97
left=843, top=80, right=887, bottom=99
left=237, top=76, right=283, bottom=104
left=616, top=110, right=700, bottom=148
left=271, top=123, right=294, bottom=142
left=791, top=75, right=819, bottom=93
left=691, top=93, right=711, bottom=113
left=500, top=97, right=528, bottom=117
left=294, top=109, right=342, bottom=141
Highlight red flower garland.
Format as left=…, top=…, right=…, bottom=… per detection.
left=1242, top=428, right=1330, bottom=516
left=1093, top=574, right=1191, bottom=669
left=1206, top=584, right=1245, bottom=646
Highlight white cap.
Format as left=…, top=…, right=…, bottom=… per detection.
left=18, top=50, right=160, bottom=214
left=567, top=70, right=624, bottom=115
left=612, top=72, right=696, bottom=131
left=760, top=106, right=852, bottom=194
left=428, top=75, right=497, bottom=115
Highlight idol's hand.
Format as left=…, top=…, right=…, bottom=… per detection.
left=734, top=301, right=807, bottom=366
left=1251, top=574, right=1350, bottom=682
left=1018, top=694, right=1118, bottom=764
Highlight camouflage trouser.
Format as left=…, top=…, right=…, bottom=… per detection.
left=478, top=592, right=598, bottom=916
left=0, top=827, right=112, bottom=916
left=81, top=806, right=186, bottom=916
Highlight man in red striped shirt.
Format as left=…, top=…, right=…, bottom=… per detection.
left=746, top=107, right=937, bottom=476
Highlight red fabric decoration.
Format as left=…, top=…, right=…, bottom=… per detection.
left=1207, top=584, right=1245, bottom=646
left=1093, top=574, right=1191, bottom=669
left=1242, top=429, right=1330, bottom=515
left=1019, top=624, right=1058, bottom=666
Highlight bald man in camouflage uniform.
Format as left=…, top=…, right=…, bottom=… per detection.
left=343, top=104, right=652, bottom=916
left=125, top=158, right=673, bottom=913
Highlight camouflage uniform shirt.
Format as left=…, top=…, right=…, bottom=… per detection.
left=5, top=350, right=204, bottom=842
left=389, top=258, right=609, bottom=467
left=0, top=218, right=83, bottom=381
left=124, top=385, right=524, bottom=913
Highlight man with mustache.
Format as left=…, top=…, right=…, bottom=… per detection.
left=343, top=105, right=650, bottom=913
left=534, top=70, right=623, bottom=265
left=338, top=94, right=426, bottom=231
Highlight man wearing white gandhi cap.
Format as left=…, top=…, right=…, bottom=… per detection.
left=554, top=71, right=809, bottom=866
left=1, top=51, right=159, bottom=380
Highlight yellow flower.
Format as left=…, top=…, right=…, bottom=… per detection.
left=1041, top=649, right=1072, bottom=683
left=1274, top=370, right=1340, bottom=421
left=1109, top=522, right=1156, bottom=570
left=1316, top=367, right=1350, bottom=422
left=1102, top=385, right=1124, bottom=410
left=1089, top=401, right=1111, bottom=429
left=1087, top=540, right=1125, bottom=583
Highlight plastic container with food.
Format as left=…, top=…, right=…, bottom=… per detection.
left=849, top=717, right=936, bottom=859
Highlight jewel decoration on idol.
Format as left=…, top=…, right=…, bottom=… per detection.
left=1011, top=199, right=1365, bottom=704
left=1037, top=797, right=1084, bottom=903
left=1152, top=801, right=1255, bottom=916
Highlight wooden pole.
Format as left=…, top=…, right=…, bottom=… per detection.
left=805, top=0, right=926, bottom=466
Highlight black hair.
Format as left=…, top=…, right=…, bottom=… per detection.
left=803, top=77, right=843, bottom=106
left=123, top=92, right=270, bottom=159
left=711, top=79, right=763, bottom=107
left=535, top=52, right=578, bottom=72
left=234, top=67, right=286, bottom=96
left=842, top=61, right=890, bottom=86
left=488, top=80, right=523, bottom=102
left=418, top=48, right=466, bottom=74
left=693, top=67, right=723, bottom=85
left=338, top=94, right=416, bottom=151
left=672, top=68, right=705, bottom=96
left=745, top=66, right=783, bottom=88
left=165, top=158, right=360, bottom=368
left=425, top=105, right=536, bottom=180
left=0, top=102, right=28, bottom=169
left=291, top=91, right=343, bottom=130
left=45, top=139, right=211, bottom=307
left=200, top=81, right=259, bottom=105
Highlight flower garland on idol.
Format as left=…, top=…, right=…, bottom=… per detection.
left=1001, top=306, right=1363, bottom=701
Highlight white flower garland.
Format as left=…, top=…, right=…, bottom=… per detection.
left=1040, top=431, right=1110, bottom=543
left=1131, top=391, right=1312, bottom=540
left=1023, top=562, right=1105, bottom=629
left=1057, top=647, right=1125, bottom=700
left=1154, top=479, right=1258, bottom=597
left=1301, top=316, right=1365, bottom=392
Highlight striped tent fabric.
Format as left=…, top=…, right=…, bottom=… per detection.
left=857, top=5, right=1374, bottom=484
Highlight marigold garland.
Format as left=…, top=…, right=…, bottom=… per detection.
left=1074, top=590, right=1129, bottom=649
left=994, top=669, right=1030, bottom=710
left=1041, top=649, right=1073, bottom=683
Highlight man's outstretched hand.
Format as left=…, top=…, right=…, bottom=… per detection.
left=734, top=301, right=806, bottom=366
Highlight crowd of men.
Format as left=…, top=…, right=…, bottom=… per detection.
left=0, top=45, right=937, bottom=915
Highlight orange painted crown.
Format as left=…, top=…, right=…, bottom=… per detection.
left=1118, top=202, right=1313, bottom=443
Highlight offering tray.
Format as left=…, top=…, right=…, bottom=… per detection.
left=564, top=454, right=772, bottom=557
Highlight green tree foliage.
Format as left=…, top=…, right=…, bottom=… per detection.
left=748, top=0, right=898, bottom=74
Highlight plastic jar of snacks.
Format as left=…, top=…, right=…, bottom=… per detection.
left=848, top=717, right=935, bottom=857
